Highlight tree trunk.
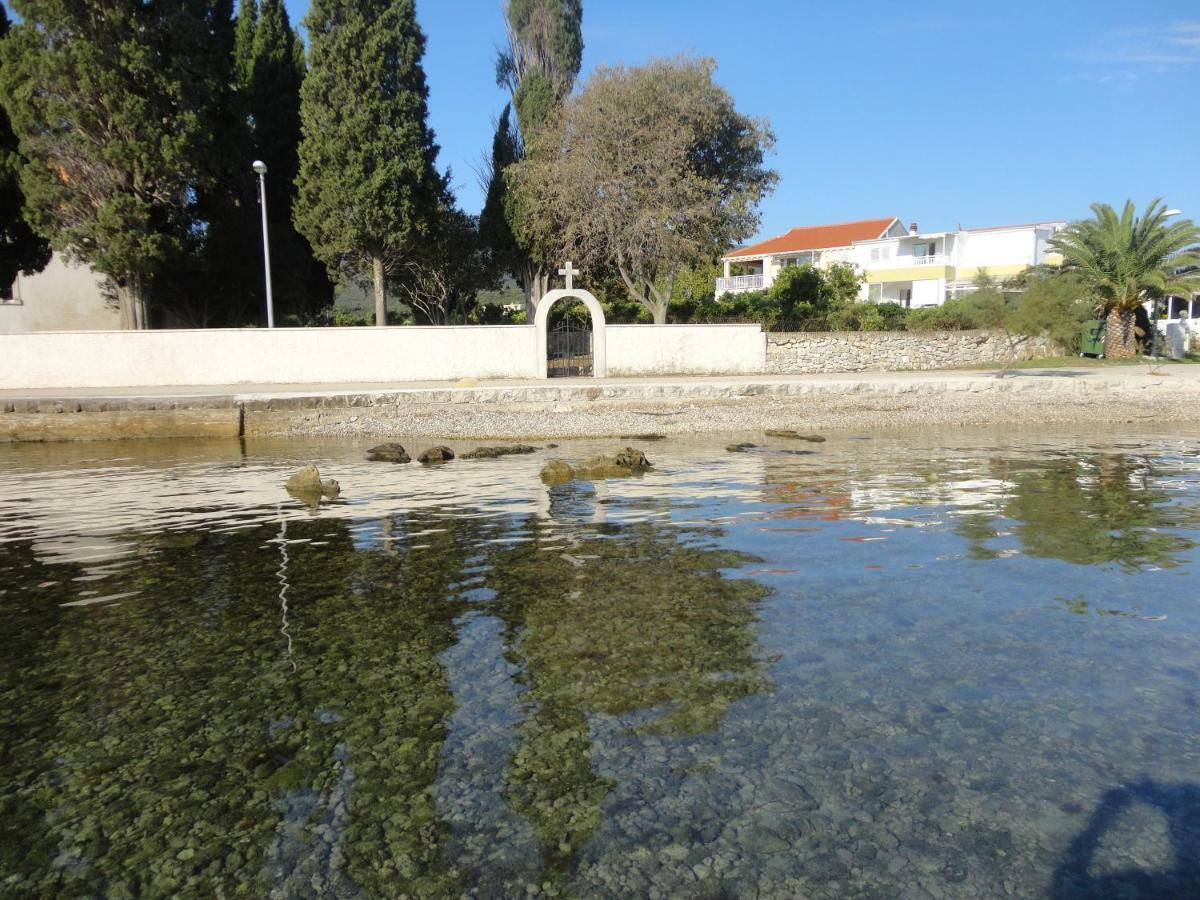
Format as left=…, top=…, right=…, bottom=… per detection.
left=116, top=275, right=149, bottom=330
left=372, top=256, right=387, bottom=326
left=521, top=263, right=548, bottom=319
left=1105, top=307, right=1137, bottom=358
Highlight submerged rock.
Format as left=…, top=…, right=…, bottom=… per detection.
left=417, top=446, right=455, bottom=464
left=765, top=429, right=826, bottom=443
left=366, top=442, right=411, bottom=463
left=540, top=459, right=575, bottom=485
left=726, top=442, right=757, bottom=453
left=576, top=447, right=653, bottom=479
left=461, top=445, right=538, bottom=459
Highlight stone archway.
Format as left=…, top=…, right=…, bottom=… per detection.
left=534, top=287, right=607, bottom=379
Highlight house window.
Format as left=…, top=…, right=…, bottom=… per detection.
left=912, top=242, right=932, bottom=258
left=869, top=247, right=891, bottom=263
left=868, top=283, right=883, bottom=302
left=900, top=288, right=912, bottom=308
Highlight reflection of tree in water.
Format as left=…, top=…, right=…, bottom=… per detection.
left=0, top=503, right=771, bottom=892
left=483, top=518, right=771, bottom=872
left=960, top=453, right=1198, bottom=569
left=0, top=514, right=476, bottom=896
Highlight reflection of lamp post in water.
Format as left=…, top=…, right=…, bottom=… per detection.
left=275, top=505, right=296, bottom=673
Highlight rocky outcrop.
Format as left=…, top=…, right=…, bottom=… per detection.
left=417, top=446, right=455, bottom=464
left=575, top=447, right=653, bottom=479
left=367, top=442, right=411, bottom=463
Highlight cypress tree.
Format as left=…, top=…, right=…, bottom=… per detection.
left=0, top=6, right=50, bottom=300
left=482, top=0, right=583, bottom=314
left=295, top=0, right=445, bottom=326
left=0, top=1, right=228, bottom=328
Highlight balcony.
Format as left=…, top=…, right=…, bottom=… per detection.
left=715, top=274, right=764, bottom=294
left=910, top=254, right=949, bottom=266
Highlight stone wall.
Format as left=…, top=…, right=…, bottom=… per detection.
left=766, top=330, right=1057, bottom=374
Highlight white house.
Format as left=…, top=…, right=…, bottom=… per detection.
left=719, top=217, right=1067, bottom=308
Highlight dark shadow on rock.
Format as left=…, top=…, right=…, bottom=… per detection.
left=1051, top=780, right=1200, bottom=898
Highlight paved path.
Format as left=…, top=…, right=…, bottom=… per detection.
left=4, top=365, right=1198, bottom=404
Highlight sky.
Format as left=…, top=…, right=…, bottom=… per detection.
left=5, top=0, right=1197, bottom=242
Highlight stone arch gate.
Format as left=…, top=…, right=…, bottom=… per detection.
left=533, top=263, right=607, bottom=378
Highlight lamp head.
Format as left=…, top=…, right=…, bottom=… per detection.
left=1164, top=208, right=1182, bottom=217
left=252, top=160, right=268, bottom=175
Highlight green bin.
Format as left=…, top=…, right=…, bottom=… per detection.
left=1080, top=320, right=1106, bottom=357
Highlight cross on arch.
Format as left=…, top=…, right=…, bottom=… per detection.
left=558, top=261, right=579, bottom=291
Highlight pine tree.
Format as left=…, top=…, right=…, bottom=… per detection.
left=0, top=1, right=228, bottom=328
left=0, top=6, right=50, bottom=300
left=295, top=0, right=445, bottom=326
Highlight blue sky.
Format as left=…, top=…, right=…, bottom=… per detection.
left=317, top=0, right=1195, bottom=241
left=6, top=0, right=1196, bottom=241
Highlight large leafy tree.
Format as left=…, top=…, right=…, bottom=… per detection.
left=0, top=5, right=50, bottom=301
left=0, top=0, right=229, bottom=329
left=509, top=57, right=777, bottom=324
left=1049, top=199, right=1200, bottom=357
left=295, top=0, right=445, bottom=327
left=479, top=0, right=583, bottom=315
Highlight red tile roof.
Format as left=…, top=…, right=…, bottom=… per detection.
left=725, top=217, right=899, bottom=259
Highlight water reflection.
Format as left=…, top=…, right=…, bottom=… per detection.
left=0, top=432, right=1198, bottom=896
left=958, top=452, right=1199, bottom=569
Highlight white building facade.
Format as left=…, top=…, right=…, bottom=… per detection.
left=719, top=217, right=1066, bottom=308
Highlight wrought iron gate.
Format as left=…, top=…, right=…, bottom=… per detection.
left=547, top=309, right=593, bottom=377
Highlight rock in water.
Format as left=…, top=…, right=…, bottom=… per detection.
left=540, top=459, right=575, bottom=485
left=726, top=442, right=757, bottom=452
left=286, top=465, right=323, bottom=494
left=575, top=447, right=653, bottom=479
left=461, top=445, right=538, bottom=459
left=320, top=479, right=341, bottom=498
left=765, top=429, right=826, bottom=442
left=417, top=446, right=455, bottom=464
left=366, top=443, right=411, bottom=463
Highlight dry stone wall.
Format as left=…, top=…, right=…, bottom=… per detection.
left=766, top=330, right=1057, bottom=374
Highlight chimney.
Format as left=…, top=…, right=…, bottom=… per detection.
left=909, top=222, right=919, bottom=235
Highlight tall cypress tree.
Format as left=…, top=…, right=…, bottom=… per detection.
left=295, top=0, right=445, bottom=326
left=481, top=0, right=583, bottom=314
left=0, top=1, right=228, bottom=328
left=0, top=6, right=50, bottom=300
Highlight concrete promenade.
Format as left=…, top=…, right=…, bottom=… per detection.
left=2, top=365, right=1198, bottom=441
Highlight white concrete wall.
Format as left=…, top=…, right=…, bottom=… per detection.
left=957, top=228, right=1037, bottom=269
left=1, top=254, right=118, bottom=333
left=606, top=324, right=764, bottom=376
left=1, top=326, right=542, bottom=389
left=1, top=323, right=769, bottom=389
left=911, top=278, right=944, bottom=307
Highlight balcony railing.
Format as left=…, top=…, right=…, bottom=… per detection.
left=716, top=274, right=764, bottom=293
left=911, top=254, right=949, bottom=266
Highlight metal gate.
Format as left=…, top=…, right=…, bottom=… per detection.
left=547, top=308, right=593, bottom=377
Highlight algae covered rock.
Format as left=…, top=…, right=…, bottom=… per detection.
left=765, top=429, right=826, bottom=443
left=417, top=446, right=455, bottom=464
left=575, top=447, right=653, bottom=479
left=461, top=445, right=538, bottom=459
left=366, top=443, right=411, bottom=463
left=540, top=459, right=575, bottom=485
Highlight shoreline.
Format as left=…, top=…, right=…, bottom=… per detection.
left=3, top=366, right=1199, bottom=442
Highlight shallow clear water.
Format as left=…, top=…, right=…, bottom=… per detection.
left=1, top=429, right=1199, bottom=898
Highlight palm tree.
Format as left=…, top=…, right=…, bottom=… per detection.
left=1049, top=199, right=1200, bottom=358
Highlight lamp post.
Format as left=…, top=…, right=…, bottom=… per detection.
left=252, top=160, right=275, bottom=328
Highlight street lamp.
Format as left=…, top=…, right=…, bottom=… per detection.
left=252, top=160, right=275, bottom=328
